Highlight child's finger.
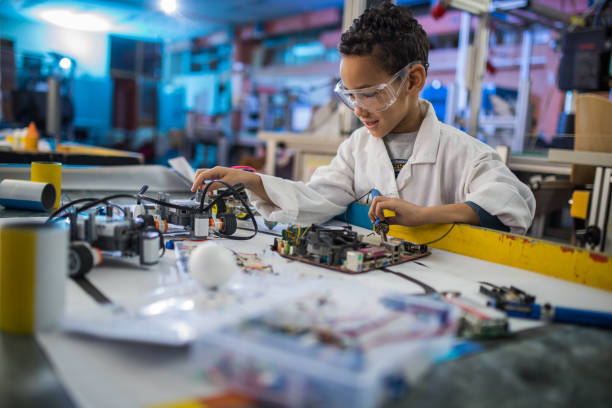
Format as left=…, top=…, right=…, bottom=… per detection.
left=368, top=201, right=377, bottom=222
left=203, top=180, right=224, bottom=193
left=372, top=197, right=391, bottom=220
left=369, top=197, right=382, bottom=221
left=192, top=168, right=223, bottom=191
left=383, top=215, right=398, bottom=225
left=193, top=168, right=209, bottom=182
left=368, top=197, right=381, bottom=221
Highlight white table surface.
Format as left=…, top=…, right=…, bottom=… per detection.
left=19, top=221, right=612, bottom=408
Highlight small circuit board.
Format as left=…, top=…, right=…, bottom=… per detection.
left=271, top=224, right=430, bottom=274
left=441, top=293, right=509, bottom=339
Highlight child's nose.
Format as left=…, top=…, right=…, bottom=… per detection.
left=354, top=105, right=371, bottom=118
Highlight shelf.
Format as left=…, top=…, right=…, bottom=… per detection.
left=252, top=61, right=339, bottom=80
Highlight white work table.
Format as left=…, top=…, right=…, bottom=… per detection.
left=29, top=223, right=612, bottom=408
left=2, top=212, right=612, bottom=408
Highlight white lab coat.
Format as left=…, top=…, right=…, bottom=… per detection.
left=250, top=100, right=536, bottom=234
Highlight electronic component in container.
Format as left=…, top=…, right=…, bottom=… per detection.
left=192, top=286, right=460, bottom=408
left=441, top=293, right=509, bottom=339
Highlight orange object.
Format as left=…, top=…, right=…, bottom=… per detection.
left=24, top=122, right=39, bottom=151
left=155, top=219, right=168, bottom=233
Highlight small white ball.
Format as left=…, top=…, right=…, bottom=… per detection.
left=188, top=242, right=236, bottom=288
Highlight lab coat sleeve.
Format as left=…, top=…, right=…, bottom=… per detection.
left=246, top=138, right=357, bottom=225
left=462, top=152, right=536, bottom=234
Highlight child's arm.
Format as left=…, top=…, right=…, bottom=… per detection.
left=368, top=196, right=479, bottom=226
left=191, top=164, right=352, bottom=225
left=192, top=133, right=358, bottom=226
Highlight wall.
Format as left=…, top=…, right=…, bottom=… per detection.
left=426, top=42, right=564, bottom=143
left=170, top=71, right=232, bottom=117
left=0, top=17, right=109, bottom=78
left=0, top=16, right=112, bottom=140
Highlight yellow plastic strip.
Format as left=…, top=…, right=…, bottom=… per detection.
left=388, top=223, right=612, bottom=292
left=0, top=228, right=36, bottom=333
left=148, top=400, right=205, bottom=408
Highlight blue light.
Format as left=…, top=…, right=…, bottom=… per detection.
left=59, top=57, right=72, bottom=70
left=292, top=43, right=325, bottom=58
left=160, top=0, right=177, bottom=14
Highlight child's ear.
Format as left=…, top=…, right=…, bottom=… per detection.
left=406, top=64, right=427, bottom=94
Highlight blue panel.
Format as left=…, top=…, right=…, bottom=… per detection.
left=73, top=77, right=112, bottom=142
left=422, top=84, right=447, bottom=121
left=0, top=198, right=45, bottom=211
left=158, top=85, right=186, bottom=132
left=334, top=201, right=373, bottom=230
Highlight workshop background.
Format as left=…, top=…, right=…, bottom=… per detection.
left=1, top=0, right=611, bottom=248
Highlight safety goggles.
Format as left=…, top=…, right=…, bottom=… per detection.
left=334, top=61, right=428, bottom=113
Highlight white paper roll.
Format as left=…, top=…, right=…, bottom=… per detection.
left=0, top=179, right=56, bottom=211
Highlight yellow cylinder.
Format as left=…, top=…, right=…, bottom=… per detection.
left=31, top=162, right=62, bottom=209
left=0, top=222, right=68, bottom=333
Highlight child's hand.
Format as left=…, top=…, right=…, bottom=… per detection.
left=191, top=166, right=256, bottom=193
left=191, top=166, right=273, bottom=205
left=369, top=196, right=426, bottom=226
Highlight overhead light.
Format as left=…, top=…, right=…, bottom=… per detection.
left=59, top=57, right=72, bottom=70
left=160, top=0, right=177, bottom=15
left=36, top=9, right=111, bottom=32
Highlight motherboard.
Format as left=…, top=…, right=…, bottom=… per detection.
left=272, top=224, right=430, bottom=273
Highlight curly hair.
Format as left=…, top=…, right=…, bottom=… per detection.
left=338, top=1, right=429, bottom=75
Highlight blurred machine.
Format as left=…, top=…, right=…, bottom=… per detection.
left=9, top=52, right=75, bottom=139
left=558, top=26, right=612, bottom=92
left=558, top=0, right=612, bottom=92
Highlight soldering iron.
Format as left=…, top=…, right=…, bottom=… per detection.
left=371, top=189, right=389, bottom=242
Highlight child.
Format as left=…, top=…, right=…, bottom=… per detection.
left=192, top=2, right=535, bottom=234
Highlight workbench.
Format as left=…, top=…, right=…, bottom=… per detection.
left=0, top=143, right=144, bottom=166
left=1, top=191, right=611, bottom=408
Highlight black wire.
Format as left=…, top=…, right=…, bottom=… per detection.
left=380, top=267, right=437, bottom=295
left=418, top=223, right=456, bottom=246
left=339, top=188, right=375, bottom=228
left=356, top=188, right=374, bottom=204
left=199, top=179, right=216, bottom=211
left=48, top=192, right=202, bottom=223
left=200, top=180, right=258, bottom=240
left=478, top=281, right=499, bottom=289
left=47, top=198, right=101, bottom=222
left=61, top=194, right=142, bottom=220
left=137, top=194, right=200, bottom=211
left=48, top=183, right=258, bottom=240
left=72, top=276, right=112, bottom=304
left=108, top=203, right=127, bottom=217
left=136, top=185, right=148, bottom=205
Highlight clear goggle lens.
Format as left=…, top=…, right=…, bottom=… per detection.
left=334, top=61, right=426, bottom=113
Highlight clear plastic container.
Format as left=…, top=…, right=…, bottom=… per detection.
left=192, top=286, right=460, bottom=408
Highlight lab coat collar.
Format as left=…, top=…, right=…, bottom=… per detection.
left=368, top=130, right=399, bottom=196
left=409, top=100, right=441, bottom=165
left=364, top=100, right=441, bottom=197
